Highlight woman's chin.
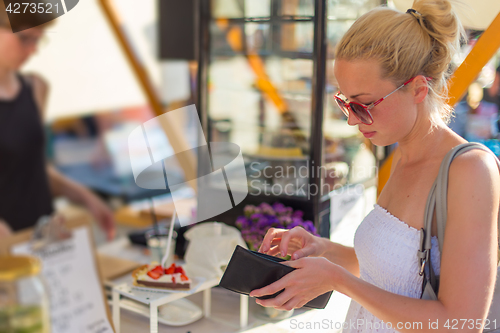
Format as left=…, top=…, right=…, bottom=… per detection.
left=369, top=137, right=394, bottom=147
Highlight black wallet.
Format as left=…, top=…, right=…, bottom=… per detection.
left=219, top=245, right=332, bottom=309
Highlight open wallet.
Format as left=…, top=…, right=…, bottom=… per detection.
left=219, top=245, right=332, bottom=309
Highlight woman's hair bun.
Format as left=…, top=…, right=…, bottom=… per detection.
left=411, top=0, right=465, bottom=78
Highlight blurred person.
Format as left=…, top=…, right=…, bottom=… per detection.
left=462, top=82, right=499, bottom=141
left=0, top=5, right=115, bottom=240
left=468, top=82, right=498, bottom=117
left=252, top=0, right=499, bottom=331
left=486, top=65, right=500, bottom=108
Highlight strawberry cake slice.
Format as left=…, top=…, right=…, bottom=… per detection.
left=132, top=263, right=191, bottom=290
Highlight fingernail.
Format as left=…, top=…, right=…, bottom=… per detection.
left=281, top=250, right=285, bottom=257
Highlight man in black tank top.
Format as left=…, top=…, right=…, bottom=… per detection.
left=0, top=7, right=116, bottom=240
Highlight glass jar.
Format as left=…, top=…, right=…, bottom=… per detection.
left=145, top=226, right=177, bottom=267
left=0, top=255, right=50, bottom=333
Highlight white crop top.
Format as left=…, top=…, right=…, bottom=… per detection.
left=342, top=204, right=441, bottom=333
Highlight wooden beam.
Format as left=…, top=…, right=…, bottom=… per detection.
left=448, top=11, right=500, bottom=107
left=98, top=0, right=197, bottom=192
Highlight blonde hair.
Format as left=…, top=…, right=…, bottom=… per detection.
left=335, top=0, right=466, bottom=127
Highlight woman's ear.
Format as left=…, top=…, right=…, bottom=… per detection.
left=412, top=75, right=429, bottom=104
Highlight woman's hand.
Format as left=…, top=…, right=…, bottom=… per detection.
left=249, top=257, right=346, bottom=310
left=259, top=226, right=326, bottom=260
left=82, top=191, right=116, bottom=241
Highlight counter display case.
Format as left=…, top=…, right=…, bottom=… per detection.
left=196, top=0, right=379, bottom=236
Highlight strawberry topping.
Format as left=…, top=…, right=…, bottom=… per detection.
left=147, top=271, right=162, bottom=280
left=151, top=265, right=164, bottom=275
left=165, top=263, right=176, bottom=274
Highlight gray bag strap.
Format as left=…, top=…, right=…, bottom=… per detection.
left=419, top=142, right=500, bottom=278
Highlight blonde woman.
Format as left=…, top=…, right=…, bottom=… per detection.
left=251, top=0, right=499, bottom=331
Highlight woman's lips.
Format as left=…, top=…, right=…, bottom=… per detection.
left=361, top=131, right=376, bottom=138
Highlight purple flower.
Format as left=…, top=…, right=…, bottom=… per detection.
left=287, top=221, right=302, bottom=230
left=303, top=221, right=316, bottom=233
left=244, top=205, right=258, bottom=217
left=250, top=213, right=264, bottom=222
left=278, top=215, right=292, bottom=227
left=259, top=202, right=275, bottom=216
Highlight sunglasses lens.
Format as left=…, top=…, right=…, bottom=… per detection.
left=334, top=97, right=350, bottom=117
left=350, top=103, right=373, bottom=125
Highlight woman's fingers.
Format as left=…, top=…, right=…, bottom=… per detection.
left=255, top=290, right=292, bottom=309
left=253, top=277, right=305, bottom=310
left=250, top=273, right=290, bottom=298
left=265, top=245, right=282, bottom=257
left=281, top=258, right=303, bottom=268
left=278, top=226, right=308, bottom=257
left=273, top=295, right=304, bottom=311
left=258, top=228, right=286, bottom=253
left=259, top=227, right=318, bottom=260
left=291, top=245, right=317, bottom=260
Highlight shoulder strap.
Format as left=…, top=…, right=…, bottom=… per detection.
left=422, top=142, right=500, bottom=259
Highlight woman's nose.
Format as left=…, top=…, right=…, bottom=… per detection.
left=346, top=109, right=363, bottom=126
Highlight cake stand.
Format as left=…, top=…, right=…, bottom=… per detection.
left=111, top=277, right=249, bottom=333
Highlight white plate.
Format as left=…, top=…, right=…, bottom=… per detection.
left=120, top=298, right=203, bottom=326
left=131, top=276, right=206, bottom=294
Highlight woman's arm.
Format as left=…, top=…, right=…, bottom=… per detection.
left=321, top=240, right=359, bottom=277
left=253, top=150, right=499, bottom=332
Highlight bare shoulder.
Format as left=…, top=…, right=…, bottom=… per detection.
left=24, top=73, right=49, bottom=95
left=449, top=148, right=500, bottom=185
left=448, top=148, right=500, bottom=219
left=23, top=73, right=49, bottom=117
